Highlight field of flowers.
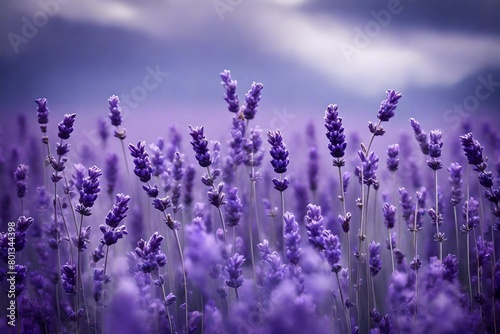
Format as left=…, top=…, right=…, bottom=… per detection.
left=0, top=69, right=499, bottom=333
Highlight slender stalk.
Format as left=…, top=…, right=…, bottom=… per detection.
left=453, top=206, right=459, bottom=256
left=206, top=167, right=227, bottom=242
left=119, top=137, right=130, bottom=178
left=234, top=288, right=239, bottom=303
left=434, top=170, right=442, bottom=261
left=279, top=174, right=285, bottom=251
left=337, top=165, right=352, bottom=302
left=466, top=232, right=473, bottom=309
left=388, top=229, right=395, bottom=273
left=173, top=228, right=189, bottom=334
left=335, top=271, right=351, bottom=333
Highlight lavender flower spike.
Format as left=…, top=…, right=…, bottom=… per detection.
left=225, top=187, right=242, bottom=227
left=369, top=241, right=382, bottom=276
left=35, top=98, right=49, bottom=135
left=305, top=204, right=325, bottom=250
left=283, top=212, right=302, bottom=265
left=267, top=130, right=289, bottom=174
left=448, top=163, right=463, bottom=206
left=75, top=166, right=102, bottom=216
left=225, top=253, right=245, bottom=289
left=409, top=118, right=429, bottom=155
left=105, top=193, right=131, bottom=228
left=427, top=130, right=443, bottom=170
left=128, top=141, right=153, bottom=183
left=14, top=164, right=29, bottom=199
left=108, top=95, right=123, bottom=127
left=386, top=144, right=399, bottom=172
left=324, top=104, right=347, bottom=164
left=383, top=203, right=396, bottom=230
left=58, top=114, right=77, bottom=140
left=61, top=263, right=77, bottom=294
left=220, top=69, right=240, bottom=113
left=242, top=81, right=263, bottom=120
left=459, top=132, right=486, bottom=171
left=377, top=90, right=403, bottom=122
left=323, top=230, right=342, bottom=273
left=358, top=150, right=379, bottom=186
left=189, top=126, right=211, bottom=168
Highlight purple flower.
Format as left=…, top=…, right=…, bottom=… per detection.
left=57, top=114, right=76, bottom=140
left=228, top=117, right=246, bottom=167
left=442, top=254, right=459, bottom=282
left=324, top=104, right=347, bottom=162
left=129, top=141, right=153, bottom=183
left=108, top=95, right=123, bottom=127
left=305, top=204, right=325, bottom=251
left=398, top=188, right=415, bottom=230
left=72, top=226, right=91, bottom=252
left=152, top=196, right=171, bottom=212
left=35, top=98, right=49, bottom=127
left=92, top=268, right=110, bottom=302
left=104, top=153, right=119, bottom=195
left=386, top=144, right=399, bottom=172
left=267, top=130, right=289, bottom=174
left=369, top=241, right=382, bottom=276
left=242, top=81, right=263, bottom=120
left=225, top=187, right=242, bottom=227
left=75, top=166, right=102, bottom=216
left=476, top=236, right=492, bottom=267
left=427, top=130, right=443, bottom=170
left=189, top=126, right=211, bottom=168
left=149, top=142, right=166, bottom=177
left=100, top=225, right=128, bottom=246
left=183, top=165, right=196, bottom=206
left=377, top=89, right=403, bottom=122
left=460, top=132, right=486, bottom=171
left=308, top=146, right=319, bottom=193
left=284, top=212, right=302, bottom=265
left=172, top=151, right=185, bottom=181
left=383, top=202, right=396, bottom=230
left=225, top=253, right=245, bottom=289
left=97, top=118, right=109, bottom=145
left=243, top=127, right=264, bottom=168
left=358, top=151, right=379, bottom=186
left=323, top=230, right=342, bottom=272
left=13, top=164, right=29, bottom=199
left=135, top=232, right=167, bottom=273
left=409, top=118, right=429, bottom=155
left=478, top=171, right=493, bottom=188
left=105, top=193, right=131, bottom=228
left=272, top=176, right=289, bottom=192
left=220, top=69, right=240, bottom=113
left=207, top=182, right=226, bottom=208
left=448, top=163, right=463, bottom=206
left=338, top=212, right=352, bottom=233
left=61, top=264, right=77, bottom=294
left=462, top=197, right=479, bottom=231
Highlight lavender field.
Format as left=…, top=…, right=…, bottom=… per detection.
left=0, top=68, right=499, bottom=334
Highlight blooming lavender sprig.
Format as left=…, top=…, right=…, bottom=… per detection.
left=305, top=204, right=325, bottom=251
left=220, top=69, right=240, bottom=113
left=427, top=130, right=443, bottom=170
left=14, top=164, right=29, bottom=199
left=61, top=263, right=77, bottom=294
left=448, top=163, right=464, bottom=206
left=105, top=193, right=130, bottom=228
left=92, top=268, right=110, bottom=303
left=108, top=95, right=127, bottom=139
left=386, top=144, right=399, bottom=172
left=460, top=132, right=487, bottom=172
left=267, top=130, right=289, bottom=192
left=461, top=197, right=479, bottom=232
left=308, top=146, right=319, bottom=195
left=183, top=165, right=195, bottom=207
left=324, top=104, right=347, bottom=166
left=135, top=232, right=167, bottom=273
left=105, top=153, right=119, bottom=195
left=241, top=82, right=263, bottom=120
left=149, top=141, right=166, bottom=177
left=225, top=253, right=245, bottom=291
left=409, top=118, right=429, bottom=155
left=369, top=241, right=382, bottom=276
left=75, top=166, right=102, bottom=216
left=377, top=90, right=403, bottom=122
left=383, top=203, right=396, bottom=230
left=399, top=188, right=415, bottom=231
left=243, top=127, right=264, bottom=171
left=358, top=151, right=379, bottom=186
left=189, top=126, right=211, bottom=168
left=323, top=230, right=342, bottom=273
left=58, top=113, right=76, bottom=140
left=35, top=98, right=49, bottom=135
left=225, top=187, right=242, bottom=227
left=129, top=141, right=153, bottom=183
left=283, top=212, right=301, bottom=265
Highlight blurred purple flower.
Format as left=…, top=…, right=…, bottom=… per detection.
left=377, top=90, right=403, bottom=122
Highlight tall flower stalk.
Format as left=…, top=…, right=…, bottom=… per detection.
left=267, top=130, right=290, bottom=250
left=108, top=95, right=130, bottom=176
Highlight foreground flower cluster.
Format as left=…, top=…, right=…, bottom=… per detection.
left=0, top=70, right=499, bottom=334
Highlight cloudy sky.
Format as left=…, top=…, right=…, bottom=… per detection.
left=0, top=0, right=499, bottom=139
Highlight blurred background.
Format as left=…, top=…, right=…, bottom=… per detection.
left=0, top=0, right=499, bottom=152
